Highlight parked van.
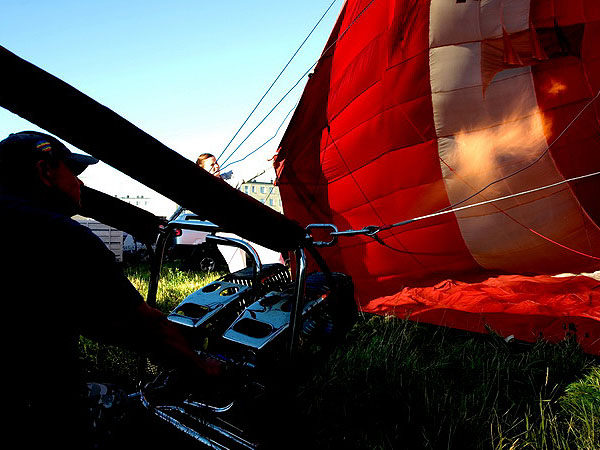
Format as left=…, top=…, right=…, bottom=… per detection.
left=168, top=208, right=228, bottom=272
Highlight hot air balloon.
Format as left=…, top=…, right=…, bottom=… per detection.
left=275, top=0, right=600, bottom=354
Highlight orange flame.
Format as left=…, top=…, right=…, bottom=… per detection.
left=547, top=79, right=567, bottom=96
left=449, top=109, right=550, bottom=193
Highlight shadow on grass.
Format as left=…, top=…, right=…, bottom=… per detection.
left=280, top=315, right=599, bottom=450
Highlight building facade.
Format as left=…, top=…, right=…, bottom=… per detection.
left=118, top=194, right=152, bottom=209
left=238, top=181, right=283, bottom=213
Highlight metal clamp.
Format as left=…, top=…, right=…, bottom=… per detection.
left=332, top=225, right=380, bottom=238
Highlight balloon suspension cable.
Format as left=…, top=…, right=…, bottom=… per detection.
left=220, top=0, right=377, bottom=169
left=217, top=0, right=340, bottom=165
left=220, top=101, right=297, bottom=171
left=314, top=170, right=600, bottom=261
left=440, top=88, right=600, bottom=212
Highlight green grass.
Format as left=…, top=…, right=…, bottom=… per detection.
left=124, top=262, right=224, bottom=313
left=79, top=265, right=600, bottom=449
left=290, top=316, right=599, bottom=449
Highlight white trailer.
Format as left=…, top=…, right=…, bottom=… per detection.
left=74, top=216, right=124, bottom=262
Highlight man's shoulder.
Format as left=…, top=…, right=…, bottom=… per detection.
left=0, top=193, right=101, bottom=244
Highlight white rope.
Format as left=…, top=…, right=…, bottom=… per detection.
left=386, top=170, right=600, bottom=229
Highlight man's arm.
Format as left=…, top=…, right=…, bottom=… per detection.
left=70, top=221, right=221, bottom=378
left=126, top=301, right=221, bottom=377
left=82, top=292, right=223, bottom=382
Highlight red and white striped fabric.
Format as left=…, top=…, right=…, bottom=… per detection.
left=275, top=0, right=600, bottom=354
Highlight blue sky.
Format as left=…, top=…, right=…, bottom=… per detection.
left=0, top=1, right=340, bottom=214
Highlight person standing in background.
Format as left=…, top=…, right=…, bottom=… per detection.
left=195, top=152, right=285, bottom=272
left=196, top=153, right=221, bottom=178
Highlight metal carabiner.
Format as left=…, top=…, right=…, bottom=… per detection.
left=305, top=223, right=339, bottom=247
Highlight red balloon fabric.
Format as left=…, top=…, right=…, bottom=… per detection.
left=275, top=0, right=600, bottom=353
left=367, top=273, right=600, bottom=355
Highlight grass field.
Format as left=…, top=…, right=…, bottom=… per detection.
left=79, top=264, right=600, bottom=449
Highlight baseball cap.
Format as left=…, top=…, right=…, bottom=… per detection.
left=0, top=131, right=98, bottom=175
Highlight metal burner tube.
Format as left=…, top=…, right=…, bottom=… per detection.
left=288, top=248, right=307, bottom=360
left=205, top=234, right=263, bottom=289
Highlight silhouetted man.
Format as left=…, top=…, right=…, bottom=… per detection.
left=0, top=131, right=219, bottom=448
